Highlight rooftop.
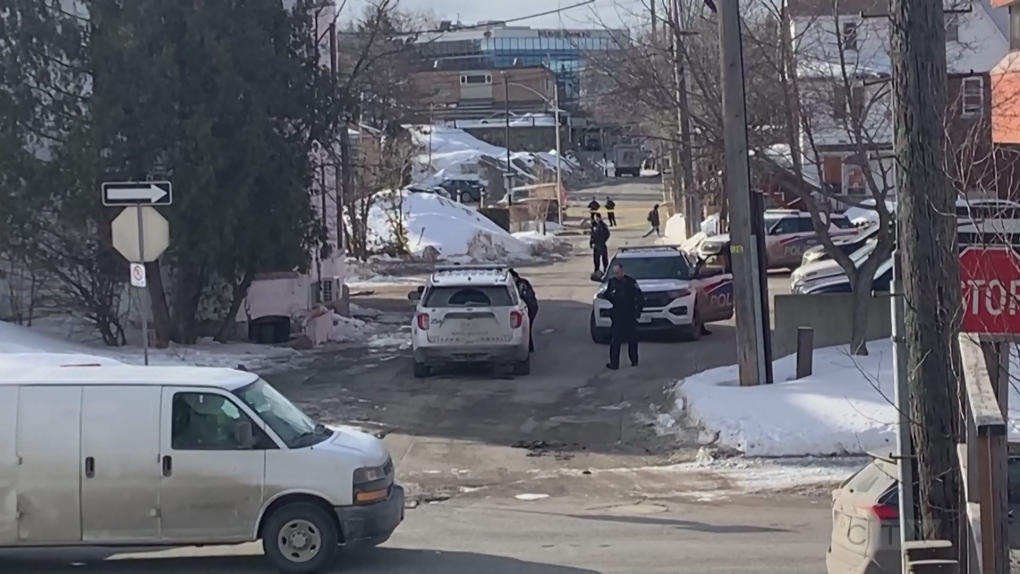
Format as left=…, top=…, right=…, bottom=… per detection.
left=0, top=365, right=258, bottom=390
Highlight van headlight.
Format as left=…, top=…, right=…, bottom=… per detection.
left=353, top=461, right=392, bottom=504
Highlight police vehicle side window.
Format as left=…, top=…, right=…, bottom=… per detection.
left=423, top=286, right=515, bottom=307
left=795, top=217, right=816, bottom=233
left=830, top=217, right=854, bottom=229
left=769, top=217, right=799, bottom=234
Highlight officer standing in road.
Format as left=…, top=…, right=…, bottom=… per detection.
left=605, top=197, right=617, bottom=227
left=590, top=213, right=610, bottom=274
left=509, top=269, right=539, bottom=352
left=587, top=196, right=601, bottom=224
left=600, top=263, right=642, bottom=370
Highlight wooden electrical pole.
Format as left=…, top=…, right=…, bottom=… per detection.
left=717, top=0, right=767, bottom=386
left=890, top=0, right=963, bottom=548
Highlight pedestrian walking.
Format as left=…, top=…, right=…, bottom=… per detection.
left=642, top=204, right=661, bottom=238
left=587, top=196, right=601, bottom=224
left=590, top=214, right=610, bottom=274
left=599, top=263, right=643, bottom=369
left=509, top=269, right=539, bottom=352
left=605, top=197, right=617, bottom=227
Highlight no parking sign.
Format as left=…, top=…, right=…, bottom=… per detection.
left=130, top=263, right=147, bottom=288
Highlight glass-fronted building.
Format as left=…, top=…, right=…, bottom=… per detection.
left=415, top=24, right=626, bottom=106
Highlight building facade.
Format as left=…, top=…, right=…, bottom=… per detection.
left=413, top=23, right=625, bottom=108
left=410, top=66, right=557, bottom=121
left=789, top=0, right=1008, bottom=199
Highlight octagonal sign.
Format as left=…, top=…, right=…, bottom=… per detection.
left=111, top=206, right=170, bottom=263
left=960, top=245, right=1020, bottom=334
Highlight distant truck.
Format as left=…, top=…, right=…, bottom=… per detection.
left=612, top=144, right=643, bottom=177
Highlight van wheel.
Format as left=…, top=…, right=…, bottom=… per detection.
left=413, top=361, right=431, bottom=378
left=513, top=355, right=531, bottom=376
left=262, top=502, right=339, bottom=574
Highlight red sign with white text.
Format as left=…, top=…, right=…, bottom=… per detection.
left=960, top=245, right=1020, bottom=334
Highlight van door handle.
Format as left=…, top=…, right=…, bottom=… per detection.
left=162, top=455, right=172, bottom=477
left=84, top=456, right=95, bottom=478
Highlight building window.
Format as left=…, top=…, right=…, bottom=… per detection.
left=841, top=22, right=858, bottom=51
left=460, top=74, right=491, bottom=85
left=822, top=155, right=843, bottom=194
left=832, top=85, right=865, bottom=120
left=844, top=162, right=866, bottom=194
left=945, top=15, right=959, bottom=43
left=961, top=76, right=984, bottom=117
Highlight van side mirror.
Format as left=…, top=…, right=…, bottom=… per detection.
left=234, top=421, right=256, bottom=449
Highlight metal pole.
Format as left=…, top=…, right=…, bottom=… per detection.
left=554, top=84, right=563, bottom=228
left=504, top=74, right=513, bottom=205
left=717, top=0, right=766, bottom=386
left=135, top=205, right=149, bottom=366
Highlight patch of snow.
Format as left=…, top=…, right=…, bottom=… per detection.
left=328, top=314, right=369, bottom=343
left=367, top=334, right=411, bottom=349
left=514, top=493, right=550, bottom=501
left=367, top=190, right=538, bottom=262
left=511, top=230, right=572, bottom=257
left=0, top=318, right=307, bottom=373
left=669, top=340, right=1020, bottom=457
left=349, top=303, right=382, bottom=319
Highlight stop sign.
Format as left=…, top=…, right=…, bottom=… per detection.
left=960, top=245, right=1020, bottom=333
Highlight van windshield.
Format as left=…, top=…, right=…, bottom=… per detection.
left=234, top=378, right=331, bottom=448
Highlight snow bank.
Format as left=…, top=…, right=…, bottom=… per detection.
left=368, top=190, right=554, bottom=261
left=672, top=339, right=1020, bottom=457
left=409, top=126, right=570, bottom=188
left=0, top=319, right=304, bottom=372
left=511, top=231, right=572, bottom=257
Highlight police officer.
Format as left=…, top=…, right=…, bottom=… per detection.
left=509, top=269, right=539, bottom=352
left=587, top=196, right=601, bottom=224
left=599, top=262, right=642, bottom=370
left=590, top=213, right=610, bottom=274
left=604, top=196, right=617, bottom=227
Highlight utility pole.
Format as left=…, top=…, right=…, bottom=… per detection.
left=503, top=73, right=513, bottom=204
left=671, top=0, right=698, bottom=237
left=716, top=0, right=769, bottom=386
left=329, top=21, right=344, bottom=254
left=554, top=83, right=563, bottom=227
left=890, top=0, right=963, bottom=551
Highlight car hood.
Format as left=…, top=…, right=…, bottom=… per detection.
left=699, top=235, right=731, bottom=253
left=791, top=259, right=844, bottom=283
left=319, top=425, right=391, bottom=467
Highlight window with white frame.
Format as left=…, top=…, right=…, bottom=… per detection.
left=961, top=77, right=984, bottom=117
left=945, top=15, right=959, bottom=43
left=841, top=22, right=859, bottom=51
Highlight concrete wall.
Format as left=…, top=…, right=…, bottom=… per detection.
left=772, top=293, right=892, bottom=358
left=465, top=126, right=563, bottom=152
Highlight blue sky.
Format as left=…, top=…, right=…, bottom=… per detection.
left=391, top=0, right=648, bottom=29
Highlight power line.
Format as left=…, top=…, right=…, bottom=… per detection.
left=338, top=0, right=600, bottom=36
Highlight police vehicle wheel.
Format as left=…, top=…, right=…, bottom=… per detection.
left=589, top=313, right=611, bottom=344
left=513, top=355, right=531, bottom=376
left=413, top=361, right=431, bottom=378
left=262, top=502, right=339, bottom=574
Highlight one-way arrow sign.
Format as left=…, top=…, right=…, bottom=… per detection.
left=102, top=181, right=173, bottom=207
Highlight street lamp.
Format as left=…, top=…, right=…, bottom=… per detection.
left=501, top=78, right=564, bottom=227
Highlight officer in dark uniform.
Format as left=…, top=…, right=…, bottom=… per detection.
left=599, top=262, right=643, bottom=370
left=509, top=269, right=539, bottom=352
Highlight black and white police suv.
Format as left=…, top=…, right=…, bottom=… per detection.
left=589, top=246, right=734, bottom=343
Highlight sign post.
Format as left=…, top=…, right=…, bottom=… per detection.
left=106, top=180, right=172, bottom=365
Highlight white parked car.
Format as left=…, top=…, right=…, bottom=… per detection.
left=589, top=246, right=734, bottom=343
left=409, top=265, right=531, bottom=378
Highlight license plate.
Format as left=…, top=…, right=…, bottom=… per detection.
left=638, top=316, right=651, bottom=324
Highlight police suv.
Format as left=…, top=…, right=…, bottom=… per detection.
left=589, top=246, right=734, bottom=343
left=408, top=265, right=532, bottom=378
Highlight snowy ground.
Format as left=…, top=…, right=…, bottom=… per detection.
left=663, top=339, right=1020, bottom=457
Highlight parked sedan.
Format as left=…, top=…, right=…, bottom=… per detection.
left=800, top=223, right=882, bottom=267
left=800, top=255, right=893, bottom=295
left=791, top=239, right=879, bottom=294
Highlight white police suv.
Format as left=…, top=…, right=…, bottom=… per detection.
left=589, top=246, right=734, bottom=343
left=408, top=265, right=531, bottom=378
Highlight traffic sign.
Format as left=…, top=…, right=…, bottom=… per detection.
left=960, top=245, right=1020, bottom=334
left=102, top=181, right=172, bottom=206
left=112, top=206, right=170, bottom=263
left=130, top=263, right=147, bottom=288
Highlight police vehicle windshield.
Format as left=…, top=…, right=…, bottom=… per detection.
left=609, top=255, right=691, bottom=281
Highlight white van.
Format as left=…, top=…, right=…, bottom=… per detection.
left=0, top=365, right=404, bottom=573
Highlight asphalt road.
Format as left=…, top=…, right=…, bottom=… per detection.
left=0, top=178, right=833, bottom=573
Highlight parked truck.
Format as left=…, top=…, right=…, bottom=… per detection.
left=612, top=144, right=643, bottom=177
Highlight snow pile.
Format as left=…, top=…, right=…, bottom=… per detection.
left=511, top=231, right=572, bottom=257
left=672, top=339, right=1020, bottom=457
left=368, top=190, right=545, bottom=261
left=0, top=320, right=304, bottom=372
left=409, top=126, right=570, bottom=188
left=328, top=314, right=370, bottom=343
